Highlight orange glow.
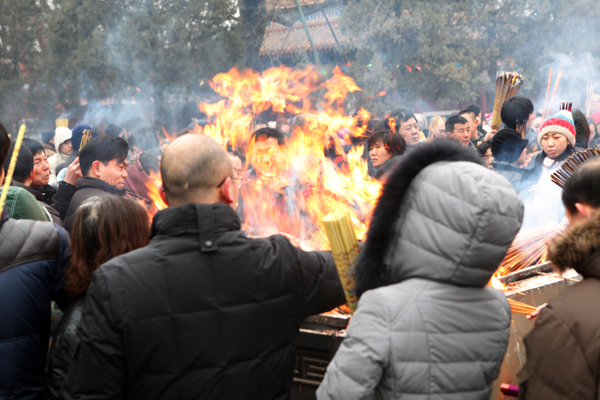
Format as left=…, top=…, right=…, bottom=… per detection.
left=145, top=65, right=381, bottom=249
left=489, top=275, right=506, bottom=291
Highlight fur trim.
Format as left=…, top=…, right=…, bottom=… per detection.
left=354, top=140, right=484, bottom=298
left=548, top=211, right=600, bottom=277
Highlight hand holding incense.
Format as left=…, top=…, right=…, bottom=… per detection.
left=0, top=124, right=27, bottom=216
left=323, top=212, right=359, bottom=313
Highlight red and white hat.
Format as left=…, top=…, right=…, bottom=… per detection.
left=537, top=110, right=576, bottom=147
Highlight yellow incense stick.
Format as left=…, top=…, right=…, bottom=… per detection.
left=0, top=124, right=27, bottom=216
left=323, top=212, right=359, bottom=313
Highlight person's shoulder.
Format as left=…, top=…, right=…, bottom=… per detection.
left=0, top=218, right=64, bottom=269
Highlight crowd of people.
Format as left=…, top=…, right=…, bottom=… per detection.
left=2, top=87, right=600, bottom=400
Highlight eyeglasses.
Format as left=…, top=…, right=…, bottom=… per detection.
left=217, top=176, right=242, bottom=189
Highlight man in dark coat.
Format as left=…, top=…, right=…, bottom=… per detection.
left=65, top=134, right=345, bottom=400
left=518, top=158, right=600, bottom=399
left=63, top=135, right=129, bottom=231
left=0, top=122, right=71, bottom=400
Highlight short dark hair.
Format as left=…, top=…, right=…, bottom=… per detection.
left=105, top=124, right=123, bottom=137
left=458, top=109, right=476, bottom=120
left=79, top=135, right=129, bottom=177
left=3, top=141, right=34, bottom=183
left=572, top=109, right=590, bottom=148
left=21, top=138, right=45, bottom=157
left=367, top=130, right=406, bottom=156
left=374, top=109, right=416, bottom=134
left=445, top=115, right=468, bottom=134
left=41, top=131, right=54, bottom=144
left=500, top=96, right=534, bottom=129
left=252, top=127, right=285, bottom=145
left=466, top=104, right=481, bottom=116
left=0, top=123, right=10, bottom=174
left=477, top=141, right=491, bottom=157
left=128, top=127, right=160, bottom=152
left=562, top=159, right=600, bottom=215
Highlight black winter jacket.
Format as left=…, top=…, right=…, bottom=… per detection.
left=64, top=177, right=126, bottom=232
left=0, top=211, right=70, bottom=400
left=65, top=203, right=345, bottom=400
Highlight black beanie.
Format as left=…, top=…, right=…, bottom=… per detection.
left=491, top=128, right=529, bottom=163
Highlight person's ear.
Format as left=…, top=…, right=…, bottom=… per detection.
left=91, top=160, right=102, bottom=178
left=29, top=169, right=35, bottom=181
left=159, top=184, right=169, bottom=206
left=575, top=203, right=596, bottom=219
left=219, top=177, right=234, bottom=205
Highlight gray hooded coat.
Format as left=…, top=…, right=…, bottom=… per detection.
left=317, top=142, right=524, bottom=400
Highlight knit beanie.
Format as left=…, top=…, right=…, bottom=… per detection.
left=537, top=110, right=576, bottom=146
left=491, top=128, right=529, bottom=163
left=54, top=127, right=72, bottom=153
left=72, top=125, right=98, bottom=151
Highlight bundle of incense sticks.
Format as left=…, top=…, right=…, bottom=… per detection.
left=507, top=298, right=537, bottom=315
left=0, top=125, right=27, bottom=216
left=551, top=145, right=600, bottom=188
left=491, top=72, right=524, bottom=130
left=458, top=100, right=464, bottom=114
left=544, top=70, right=563, bottom=119
left=428, top=113, right=440, bottom=141
left=55, top=118, right=69, bottom=128
left=322, top=212, right=359, bottom=313
left=560, top=102, right=573, bottom=112
left=587, top=84, right=595, bottom=117
left=497, top=223, right=562, bottom=275
left=516, top=121, right=526, bottom=139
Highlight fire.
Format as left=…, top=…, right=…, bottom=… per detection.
left=489, top=275, right=506, bottom=291
left=145, top=65, right=381, bottom=249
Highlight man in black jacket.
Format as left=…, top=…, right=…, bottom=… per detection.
left=65, top=134, right=345, bottom=400
left=63, top=135, right=128, bottom=231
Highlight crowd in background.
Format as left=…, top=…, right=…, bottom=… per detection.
left=2, top=87, right=600, bottom=400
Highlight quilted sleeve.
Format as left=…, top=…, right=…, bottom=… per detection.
left=65, top=269, right=126, bottom=399
left=317, top=290, right=390, bottom=400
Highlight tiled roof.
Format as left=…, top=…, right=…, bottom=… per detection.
left=259, top=17, right=349, bottom=57
left=266, top=0, right=329, bottom=11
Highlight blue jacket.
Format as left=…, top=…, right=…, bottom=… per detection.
left=0, top=211, right=70, bottom=400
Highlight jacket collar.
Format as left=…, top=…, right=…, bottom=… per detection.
left=76, top=177, right=127, bottom=196
left=12, top=181, right=38, bottom=197
left=150, top=203, right=241, bottom=251
left=549, top=212, right=600, bottom=279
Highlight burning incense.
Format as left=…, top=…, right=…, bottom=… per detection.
left=545, top=70, right=563, bottom=119
left=542, top=68, right=553, bottom=118
left=0, top=124, right=27, bottom=216
left=322, top=212, right=359, bottom=313
left=586, top=84, right=595, bottom=117
left=491, top=72, right=524, bottom=130
left=507, top=298, right=537, bottom=315
left=458, top=100, right=464, bottom=114
left=55, top=118, right=69, bottom=128
left=560, top=102, right=572, bottom=112
left=551, top=145, right=600, bottom=188
left=428, top=113, right=440, bottom=142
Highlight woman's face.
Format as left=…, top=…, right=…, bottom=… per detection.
left=531, top=117, right=544, bottom=134
left=369, top=139, right=392, bottom=167
left=59, top=139, right=73, bottom=155
left=589, top=123, right=597, bottom=141
left=482, top=148, right=494, bottom=169
left=540, top=132, right=568, bottom=159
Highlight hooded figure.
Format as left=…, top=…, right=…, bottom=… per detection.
left=47, top=127, right=72, bottom=187
left=317, top=140, right=524, bottom=400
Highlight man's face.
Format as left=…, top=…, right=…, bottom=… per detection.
left=432, top=119, right=447, bottom=138
left=531, top=117, right=543, bottom=134
left=450, top=123, right=471, bottom=147
left=462, top=113, right=479, bottom=138
left=250, top=136, right=282, bottom=177
left=98, top=158, right=128, bottom=189
left=31, top=151, right=50, bottom=188
left=398, top=117, right=420, bottom=146
left=59, top=140, right=73, bottom=155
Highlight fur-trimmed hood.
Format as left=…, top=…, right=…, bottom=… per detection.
left=355, top=140, right=524, bottom=297
left=548, top=212, right=600, bottom=279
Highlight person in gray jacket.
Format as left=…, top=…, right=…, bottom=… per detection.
left=317, top=140, right=524, bottom=400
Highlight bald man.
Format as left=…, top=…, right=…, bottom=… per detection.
left=66, top=134, right=345, bottom=400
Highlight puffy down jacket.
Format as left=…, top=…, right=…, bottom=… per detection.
left=318, top=150, right=524, bottom=400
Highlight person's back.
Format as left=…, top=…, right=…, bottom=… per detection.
left=318, top=141, right=524, bottom=400
left=66, top=134, right=345, bottom=400
left=518, top=159, right=600, bottom=399
left=0, top=122, right=70, bottom=400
